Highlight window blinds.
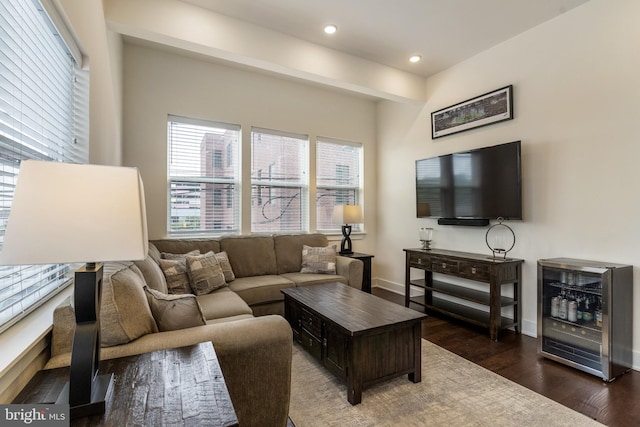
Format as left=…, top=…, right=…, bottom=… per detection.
left=167, top=116, right=241, bottom=234
left=251, top=128, right=308, bottom=233
left=0, top=0, right=88, bottom=331
left=316, top=138, right=362, bottom=231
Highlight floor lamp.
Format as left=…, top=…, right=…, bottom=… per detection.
left=0, top=160, right=148, bottom=419
left=332, top=205, right=363, bottom=255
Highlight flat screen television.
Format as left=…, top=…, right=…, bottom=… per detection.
left=416, top=141, right=522, bottom=225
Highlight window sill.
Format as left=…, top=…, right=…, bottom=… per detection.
left=0, top=286, right=73, bottom=377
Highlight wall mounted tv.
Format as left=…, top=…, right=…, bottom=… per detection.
left=416, top=140, right=522, bottom=226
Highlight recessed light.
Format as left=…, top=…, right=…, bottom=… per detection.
left=409, top=55, right=422, bottom=63
left=324, top=24, right=338, bottom=35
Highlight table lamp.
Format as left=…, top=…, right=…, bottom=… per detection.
left=0, top=160, right=148, bottom=419
left=332, top=205, right=362, bottom=255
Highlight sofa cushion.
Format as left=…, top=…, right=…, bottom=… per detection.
left=151, top=238, right=220, bottom=256
left=144, top=286, right=207, bottom=331
left=134, top=253, right=168, bottom=293
left=215, top=251, right=235, bottom=282
left=148, top=242, right=162, bottom=264
left=186, top=251, right=227, bottom=295
left=228, top=275, right=295, bottom=306
left=196, top=287, right=254, bottom=320
left=101, top=262, right=158, bottom=347
left=280, top=272, right=348, bottom=287
left=300, top=245, right=337, bottom=274
left=220, top=235, right=277, bottom=277
left=274, top=233, right=329, bottom=274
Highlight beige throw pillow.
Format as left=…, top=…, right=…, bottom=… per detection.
left=159, top=259, right=191, bottom=294
left=186, top=251, right=227, bottom=295
left=100, top=262, right=158, bottom=347
left=215, top=251, right=235, bottom=282
left=300, top=245, right=337, bottom=274
left=159, top=250, right=200, bottom=294
left=144, top=286, right=207, bottom=331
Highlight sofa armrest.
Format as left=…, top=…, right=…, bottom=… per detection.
left=336, top=256, right=364, bottom=290
left=208, top=315, right=292, bottom=427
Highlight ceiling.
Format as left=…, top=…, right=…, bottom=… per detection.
left=180, top=0, right=590, bottom=78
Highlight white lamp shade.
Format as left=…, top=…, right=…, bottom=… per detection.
left=332, top=205, right=363, bottom=225
left=0, top=160, right=148, bottom=265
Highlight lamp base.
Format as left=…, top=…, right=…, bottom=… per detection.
left=339, top=224, right=353, bottom=255
left=56, top=373, right=114, bottom=419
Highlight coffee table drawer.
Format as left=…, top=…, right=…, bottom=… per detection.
left=299, top=307, right=322, bottom=339
left=293, top=328, right=322, bottom=360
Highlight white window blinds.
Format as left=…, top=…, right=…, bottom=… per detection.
left=251, top=128, right=308, bottom=233
left=0, top=0, right=88, bottom=331
left=316, top=138, right=362, bottom=231
left=167, top=116, right=240, bottom=234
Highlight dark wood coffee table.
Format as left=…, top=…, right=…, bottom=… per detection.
left=282, top=282, right=427, bottom=405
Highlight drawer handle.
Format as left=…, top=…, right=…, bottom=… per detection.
left=298, top=319, right=302, bottom=327
left=442, top=263, right=447, bottom=269
left=471, top=267, right=476, bottom=274
left=323, top=338, right=327, bottom=347
left=309, top=338, right=313, bottom=347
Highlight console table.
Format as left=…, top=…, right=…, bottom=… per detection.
left=13, top=343, right=238, bottom=426
left=404, top=248, right=523, bottom=341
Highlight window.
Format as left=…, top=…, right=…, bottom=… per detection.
left=0, top=0, right=88, bottom=331
left=316, top=138, right=362, bottom=231
left=167, top=116, right=240, bottom=234
left=251, top=128, right=308, bottom=232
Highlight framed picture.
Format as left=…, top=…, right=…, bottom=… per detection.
left=431, top=85, right=513, bottom=139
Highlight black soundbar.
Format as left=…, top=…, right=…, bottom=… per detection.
left=437, top=218, right=490, bottom=227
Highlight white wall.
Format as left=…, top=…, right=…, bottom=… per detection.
left=58, top=0, right=123, bottom=165
left=121, top=42, right=377, bottom=252
left=376, top=0, right=640, bottom=368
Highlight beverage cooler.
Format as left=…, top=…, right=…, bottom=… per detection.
left=537, top=258, right=633, bottom=381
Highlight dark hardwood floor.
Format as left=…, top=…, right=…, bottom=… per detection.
left=373, top=288, right=640, bottom=427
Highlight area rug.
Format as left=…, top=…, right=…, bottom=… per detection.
left=289, top=339, right=603, bottom=427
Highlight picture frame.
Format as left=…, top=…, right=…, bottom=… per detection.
left=431, top=85, right=513, bottom=139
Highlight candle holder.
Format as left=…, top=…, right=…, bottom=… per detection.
left=485, top=217, right=515, bottom=260
left=419, top=227, right=433, bottom=250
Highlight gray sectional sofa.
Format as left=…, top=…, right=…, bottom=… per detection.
left=45, top=233, right=364, bottom=427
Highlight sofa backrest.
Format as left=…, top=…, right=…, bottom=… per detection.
left=220, top=235, right=277, bottom=278
left=150, top=233, right=331, bottom=278
left=150, top=238, right=221, bottom=255
left=274, top=233, right=329, bottom=274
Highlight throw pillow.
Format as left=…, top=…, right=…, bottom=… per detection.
left=100, top=262, right=158, bottom=347
left=300, top=245, right=337, bottom=274
left=215, top=251, right=235, bottom=282
left=144, top=286, right=207, bottom=331
left=161, top=249, right=200, bottom=260
left=134, top=254, right=169, bottom=294
left=159, top=258, right=192, bottom=294
left=186, top=251, right=227, bottom=295
left=158, top=250, right=200, bottom=294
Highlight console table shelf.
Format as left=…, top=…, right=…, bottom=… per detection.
left=404, top=248, right=524, bottom=341
left=411, top=279, right=516, bottom=307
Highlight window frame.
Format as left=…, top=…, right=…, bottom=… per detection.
left=250, top=127, right=309, bottom=234
left=315, top=137, right=364, bottom=233
left=167, top=115, right=241, bottom=236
